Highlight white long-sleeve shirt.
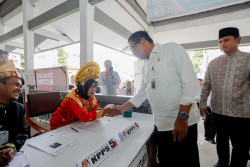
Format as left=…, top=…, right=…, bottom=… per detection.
left=130, top=43, right=201, bottom=131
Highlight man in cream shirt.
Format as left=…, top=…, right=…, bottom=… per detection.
left=116, top=31, right=201, bottom=167
left=200, top=27, right=250, bottom=167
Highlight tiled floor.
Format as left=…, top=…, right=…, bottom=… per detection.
left=198, top=119, right=250, bottom=167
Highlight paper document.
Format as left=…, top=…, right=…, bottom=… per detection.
left=54, top=128, right=79, bottom=139
left=8, top=152, right=30, bottom=167
left=0, top=130, right=9, bottom=146
left=27, top=132, right=79, bottom=156
left=77, top=119, right=110, bottom=132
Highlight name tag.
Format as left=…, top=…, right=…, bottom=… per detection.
left=0, top=131, right=9, bottom=146
left=76, top=137, right=118, bottom=167
left=151, top=77, right=156, bottom=89
left=118, top=121, right=139, bottom=142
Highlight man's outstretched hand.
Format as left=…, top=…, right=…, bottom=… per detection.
left=103, top=104, right=121, bottom=117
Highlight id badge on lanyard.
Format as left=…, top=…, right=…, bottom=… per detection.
left=151, top=65, right=156, bottom=89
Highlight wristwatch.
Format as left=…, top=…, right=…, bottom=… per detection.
left=178, top=111, right=189, bottom=120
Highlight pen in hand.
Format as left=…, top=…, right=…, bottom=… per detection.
left=0, top=149, right=14, bottom=166
left=2, top=155, right=9, bottom=166
left=71, top=127, right=78, bottom=133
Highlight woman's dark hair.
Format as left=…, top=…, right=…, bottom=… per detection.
left=128, top=31, right=153, bottom=44
left=76, top=79, right=97, bottom=100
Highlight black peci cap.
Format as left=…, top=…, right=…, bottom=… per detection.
left=219, top=27, right=239, bottom=39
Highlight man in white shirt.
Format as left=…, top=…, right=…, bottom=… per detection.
left=115, top=31, right=201, bottom=166
left=121, top=80, right=134, bottom=96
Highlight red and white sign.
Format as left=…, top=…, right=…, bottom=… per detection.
left=118, top=121, right=139, bottom=142
left=35, top=67, right=67, bottom=91
left=76, top=137, right=119, bottom=167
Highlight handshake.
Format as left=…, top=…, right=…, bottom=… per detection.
left=102, top=104, right=123, bottom=117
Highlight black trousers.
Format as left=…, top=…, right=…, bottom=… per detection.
left=213, top=112, right=250, bottom=167
left=204, top=107, right=216, bottom=140
left=154, top=124, right=200, bottom=167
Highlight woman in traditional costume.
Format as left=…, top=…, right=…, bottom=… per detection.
left=50, top=62, right=117, bottom=130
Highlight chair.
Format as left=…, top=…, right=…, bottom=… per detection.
left=25, top=92, right=63, bottom=134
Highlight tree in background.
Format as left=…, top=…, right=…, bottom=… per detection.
left=188, top=50, right=203, bottom=74
left=58, top=48, right=69, bottom=67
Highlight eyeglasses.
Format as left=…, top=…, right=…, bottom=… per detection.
left=130, top=40, right=140, bottom=51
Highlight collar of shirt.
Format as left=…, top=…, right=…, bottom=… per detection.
left=148, top=43, right=159, bottom=60
left=151, top=43, right=159, bottom=53
left=223, top=49, right=240, bottom=58
left=145, top=43, right=161, bottom=68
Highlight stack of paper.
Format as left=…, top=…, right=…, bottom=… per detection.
left=28, top=133, right=79, bottom=156
left=9, top=152, right=30, bottom=167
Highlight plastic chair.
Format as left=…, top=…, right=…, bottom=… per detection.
left=25, top=92, right=62, bottom=134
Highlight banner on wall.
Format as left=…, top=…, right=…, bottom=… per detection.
left=147, top=0, right=242, bottom=22
left=34, top=67, right=68, bottom=91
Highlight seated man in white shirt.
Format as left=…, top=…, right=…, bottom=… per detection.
left=0, top=50, right=9, bottom=65
left=115, top=31, right=201, bottom=167
left=121, top=80, right=134, bottom=96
